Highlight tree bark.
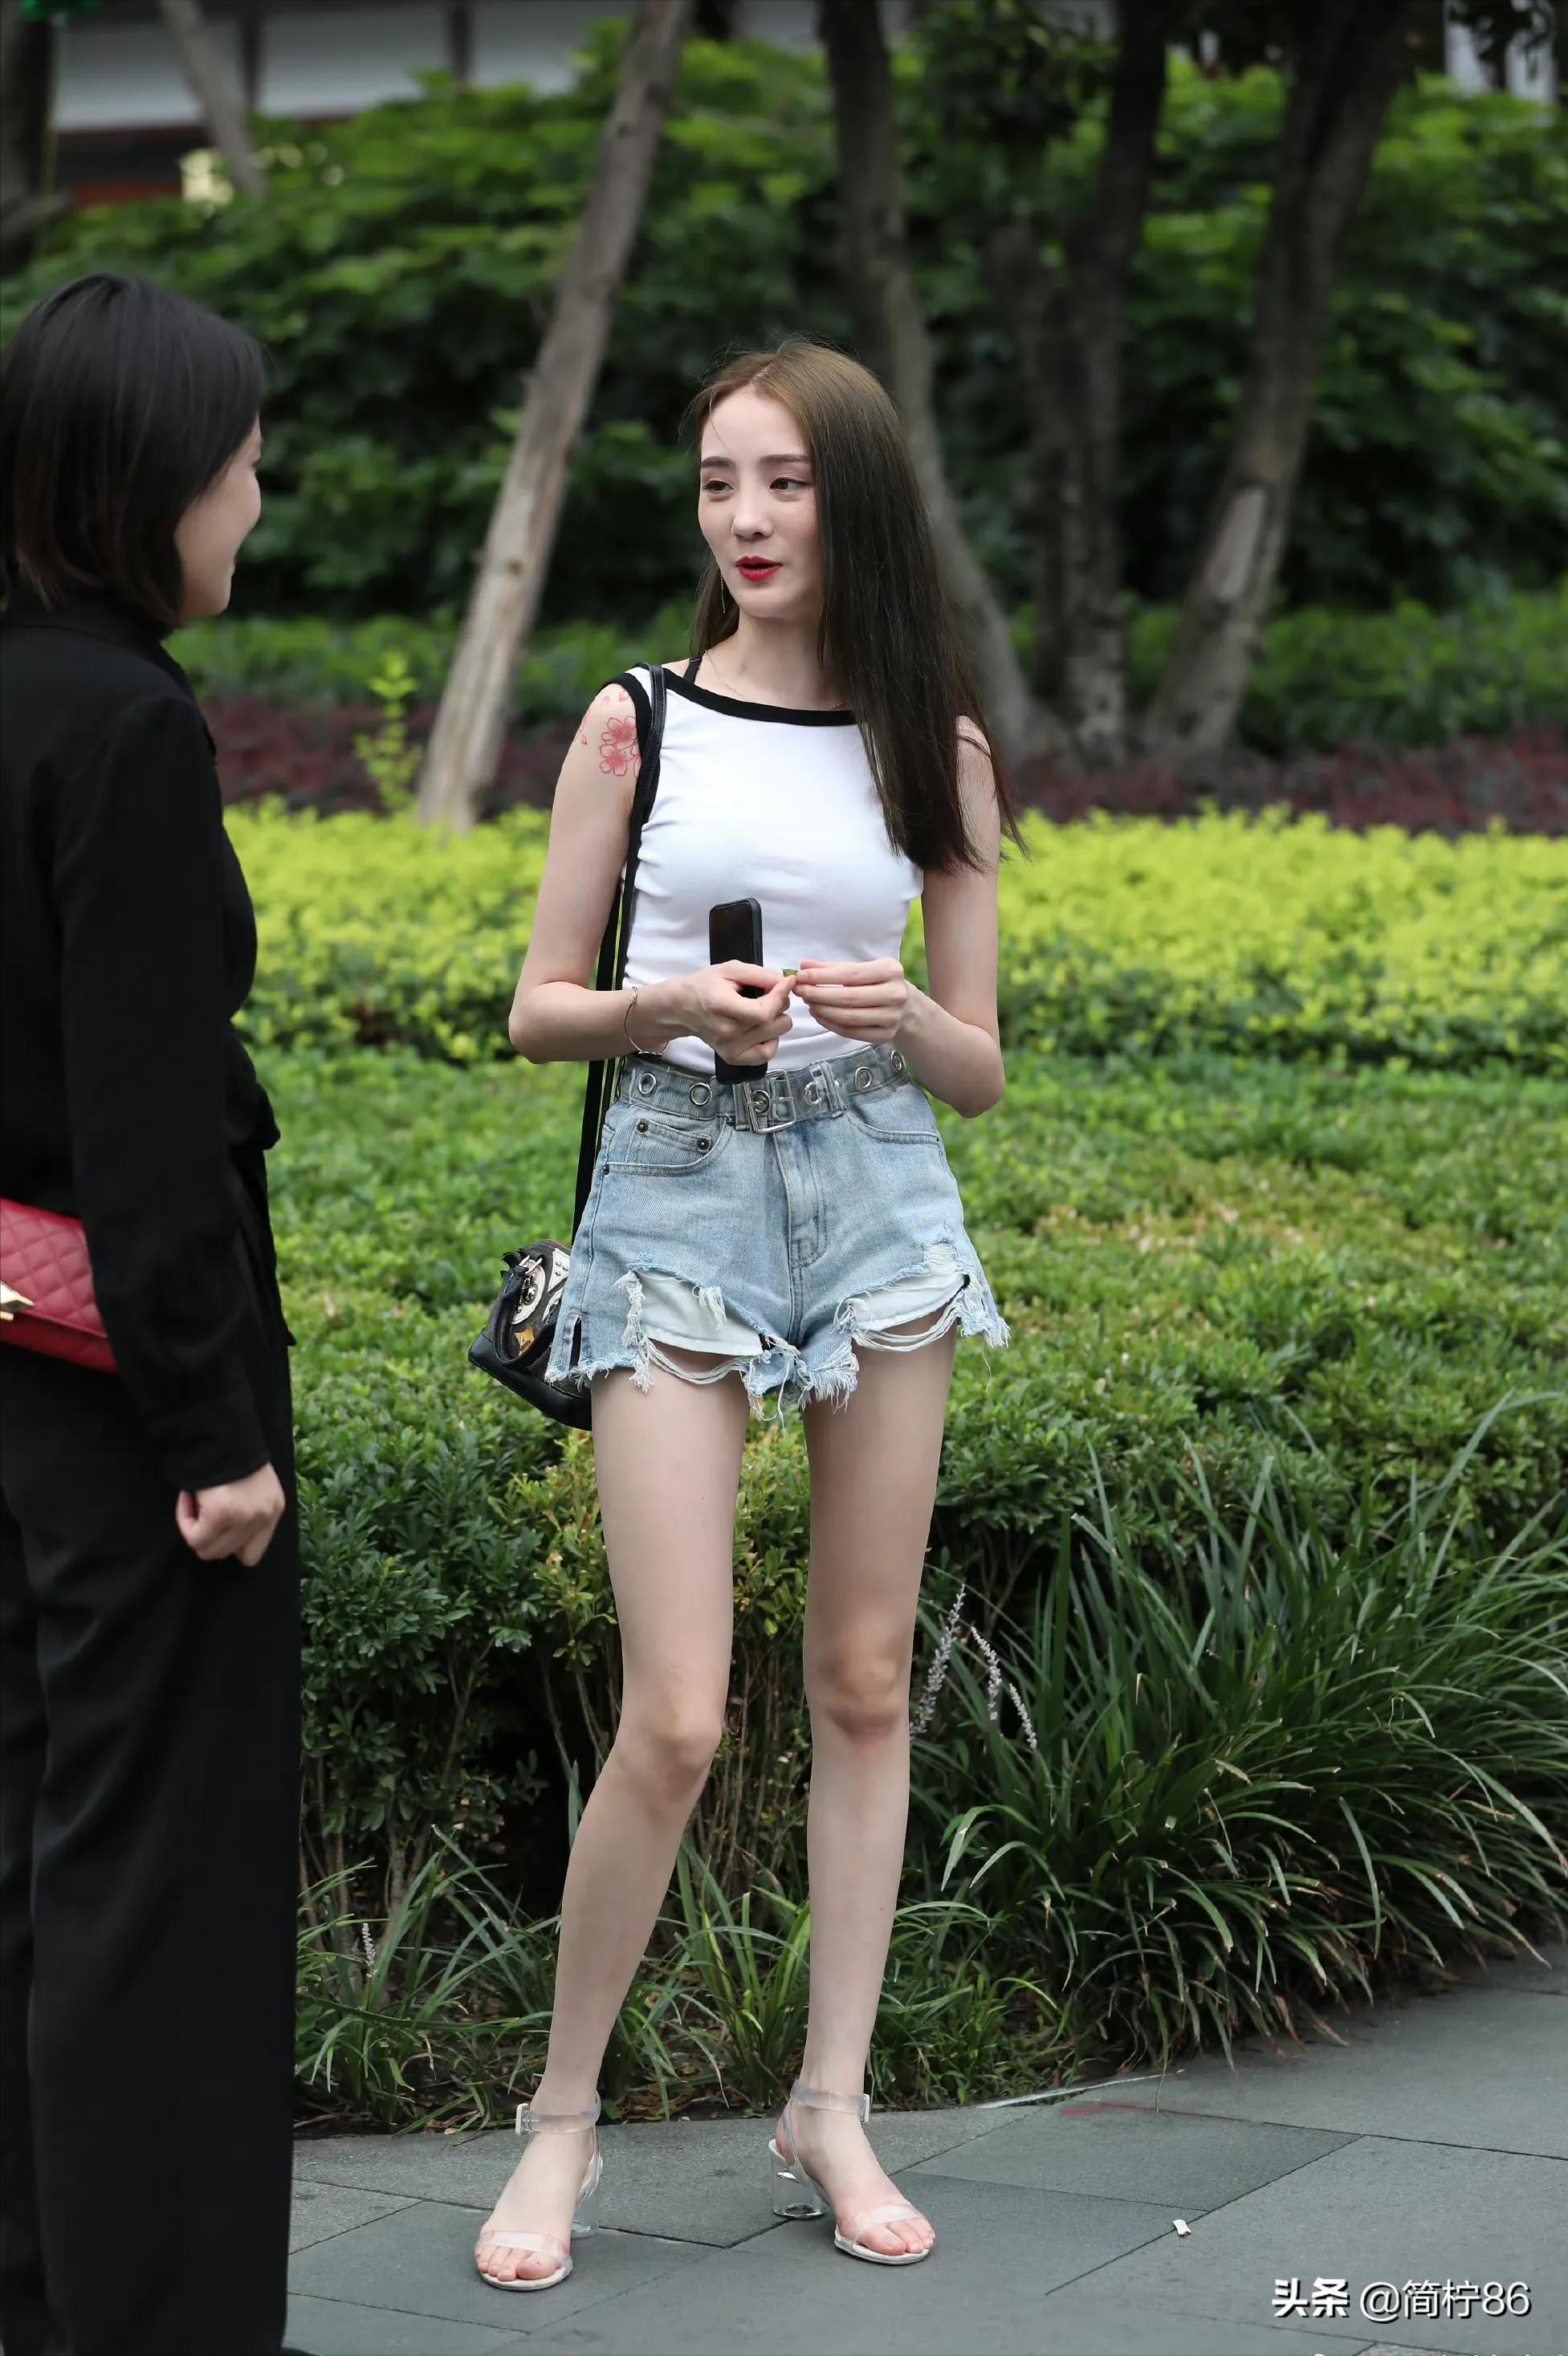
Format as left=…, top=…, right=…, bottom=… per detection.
left=818, top=0, right=1066, bottom=762
left=992, top=0, right=1171, bottom=760
left=418, top=0, right=694, bottom=829
left=1146, top=0, right=1415, bottom=758
left=0, top=4, right=66, bottom=278
left=158, top=0, right=267, bottom=198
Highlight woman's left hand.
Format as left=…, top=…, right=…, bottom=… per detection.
left=790, top=957, right=910, bottom=1045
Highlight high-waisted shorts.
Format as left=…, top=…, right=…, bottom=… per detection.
left=544, top=1040, right=1009, bottom=1421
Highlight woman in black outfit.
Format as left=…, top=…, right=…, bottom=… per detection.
left=0, top=278, right=302, bottom=2356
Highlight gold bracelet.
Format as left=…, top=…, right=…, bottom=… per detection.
left=622, top=984, right=646, bottom=1054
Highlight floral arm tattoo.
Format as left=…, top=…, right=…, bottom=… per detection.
left=596, top=708, right=641, bottom=778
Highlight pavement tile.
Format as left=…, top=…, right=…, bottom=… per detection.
left=910, top=2104, right=1353, bottom=2214
left=1149, top=1987, right=1568, bottom=2158
left=289, top=2199, right=707, bottom=2333
left=290, top=2180, right=415, bottom=2253
left=294, top=2103, right=1014, bottom=2248
left=1052, top=2135, right=1567, bottom=2356
left=288, top=2291, right=532, bottom=2352
left=1465, top=1945, right=1568, bottom=1999
left=294, top=2127, right=522, bottom=2206
left=486, top=2175, right=1175, bottom=2354
left=1016, top=2293, right=1377, bottom=2355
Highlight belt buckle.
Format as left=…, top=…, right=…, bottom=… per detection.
left=742, top=1077, right=796, bottom=1133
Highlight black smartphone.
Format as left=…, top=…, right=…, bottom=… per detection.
left=709, top=897, right=770, bottom=1086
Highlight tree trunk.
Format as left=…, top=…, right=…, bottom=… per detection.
left=818, top=0, right=1066, bottom=763
left=158, top=0, right=267, bottom=198
left=418, top=0, right=694, bottom=829
left=1146, top=0, right=1414, bottom=758
left=992, top=0, right=1171, bottom=762
left=1051, top=0, right=1170, bottom=758
left=0, top=4, right=66, bottom=277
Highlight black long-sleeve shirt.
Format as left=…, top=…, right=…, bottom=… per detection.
left=1, top=590, right=281, bottom=1490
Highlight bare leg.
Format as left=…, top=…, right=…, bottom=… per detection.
left=788, top=1313, right=958, bottom=2257
left=477, top=1355, right=749, bottom=2282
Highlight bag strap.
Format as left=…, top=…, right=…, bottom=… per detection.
left=572, top=663, right=668, bottom=1229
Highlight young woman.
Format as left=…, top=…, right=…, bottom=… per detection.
left=0, top=277, right=303, bottom=2356
left=477, top=338, right=1023, bottom=2290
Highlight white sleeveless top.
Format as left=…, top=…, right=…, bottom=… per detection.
left=618, top=665, right=924, bottom=1076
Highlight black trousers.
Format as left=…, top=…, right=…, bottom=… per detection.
left=0, top=1277, right=300, bottom=2356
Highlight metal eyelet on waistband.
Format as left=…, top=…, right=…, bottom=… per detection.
left=890, top=1051, right=905, bottom=1073
left=637, top=1072, right=657, bottom=1096
left=853, top=1066, right=873, bottom=1090
left=689, top=1082, right=713, bottom=1107
left=803, top=1081, right=822, bottom=1104
left=750, top=1087, right=770, bottom=1112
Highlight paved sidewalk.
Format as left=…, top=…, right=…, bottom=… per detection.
left=288, top=1945, right=1566, bottom=2356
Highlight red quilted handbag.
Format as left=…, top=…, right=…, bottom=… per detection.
left=0, top=1198, right=117, bottom=1374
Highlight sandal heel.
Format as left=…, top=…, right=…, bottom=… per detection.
left=768, top=2078, right=935, bottom=2266
left=571, top=2146, right=603, bottom=2240
left=769, top=2140, right=827, bottom=2221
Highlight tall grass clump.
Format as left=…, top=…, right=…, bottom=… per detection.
left=295, top=1842, right=1052, bottom=2130
left=911, top=1404, right=1568, bottom=2065
left=295, top=1412, right=1566, bottom=2126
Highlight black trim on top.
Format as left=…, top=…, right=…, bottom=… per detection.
left=660, top=666, right=856, bottom=727
left=616, top=667, right=652, bottom=745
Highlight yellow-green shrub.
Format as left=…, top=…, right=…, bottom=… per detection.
left=234, top=804, right=1568, bottom=1072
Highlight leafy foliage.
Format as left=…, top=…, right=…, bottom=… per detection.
left=4, top=43, right=1562, bottom=619
left=911, top=1441, right=1568, bottom=2065
left=1126, top=582, right=1568, bottom=756
left=296, top=1836, right=1057, bottom=2127
left=169, top=581, right=1568, bottom=772
left=291, top=1416, right=1567, bottom=2125
left=227, top=801, right=1568, bottom=1072
left=273, top=1033, right=1566, bottom=1950
left=927, top=61, right=1568, bottom=611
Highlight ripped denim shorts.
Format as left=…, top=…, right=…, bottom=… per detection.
left=543, top=1041, right=1009, bottom=1423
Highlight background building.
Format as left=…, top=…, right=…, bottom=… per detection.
left=52, top=2, right=926, bottom=206
left=46, top=0, right=1565, bottom=212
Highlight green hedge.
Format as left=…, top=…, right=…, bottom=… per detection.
left=230, top=803, right=1568, bottom=1072
left=297, top=1446, right=1568, bottom=2122
left=278, top=1044, right=1567, bottom=1885
left=1122, top=582, right=1568, bottom=757
left=281, top=1041, right=1563, bottom=2110
left=174, top=582, right=1568, bottom=757
left=170, top=601, right=685, bottom=728
left=6, top=44, right=1563, bottom=621
left=256, top=791, right=1568, bottom=2113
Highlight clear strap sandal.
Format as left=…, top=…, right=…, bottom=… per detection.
left=768, top=2078, right=935, bottom=2266
left=474, top=2093, right=603, bottom=2293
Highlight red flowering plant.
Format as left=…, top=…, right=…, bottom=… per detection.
left=207, top=699, right=1566, bottom=839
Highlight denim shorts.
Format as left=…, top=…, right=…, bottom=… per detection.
left=543, top=1041, right=1009, bottom=1421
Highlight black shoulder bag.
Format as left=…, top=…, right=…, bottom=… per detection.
left=468, top=663, right=668, bottom=1427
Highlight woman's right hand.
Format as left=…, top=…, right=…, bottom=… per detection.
left=672, top=962, right=794, bottom=1065
left=176, top=1462, right=287, bottom=1566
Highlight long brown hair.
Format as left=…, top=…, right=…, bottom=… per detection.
left=684, top=339, right=1027, bottom=876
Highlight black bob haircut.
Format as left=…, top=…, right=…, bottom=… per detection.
left=1, top=273, right=265, bottom=635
